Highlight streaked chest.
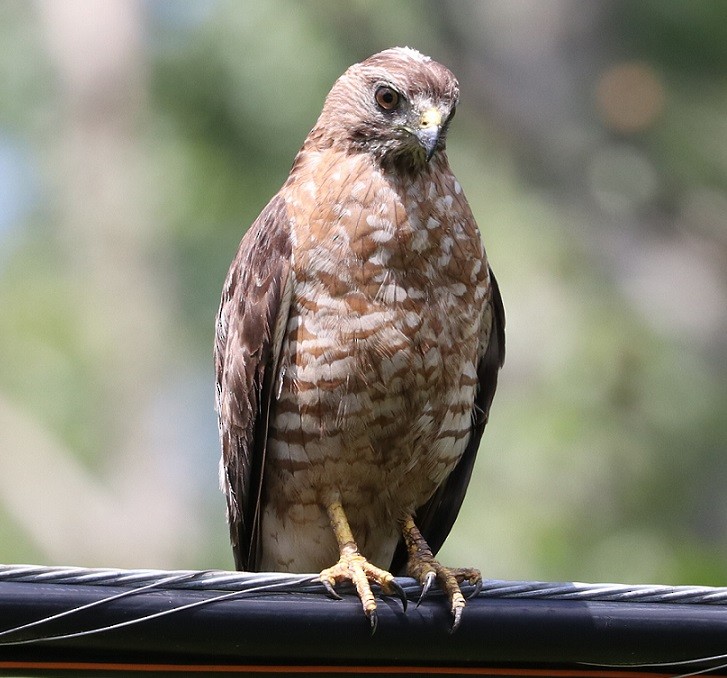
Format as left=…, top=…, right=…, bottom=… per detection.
left=277, top=151, right=489, bottom=425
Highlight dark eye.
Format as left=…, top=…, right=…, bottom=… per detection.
left=375, top=86, right=400, bottom=111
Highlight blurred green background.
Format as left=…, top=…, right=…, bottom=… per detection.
left=1, top=0, right=726, bottom=586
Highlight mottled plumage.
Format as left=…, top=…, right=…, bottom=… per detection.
left=215, top=47, right=505, bottom=629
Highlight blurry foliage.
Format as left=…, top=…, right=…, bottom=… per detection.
left=614, top=1, right=727, bottom=75
left=0, top=0, right=726, bottom=585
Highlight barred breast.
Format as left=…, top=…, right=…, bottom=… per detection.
left=258, top=148, right=492, bottom=572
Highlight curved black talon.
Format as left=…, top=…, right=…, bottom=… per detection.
left=417, top=571, right=436, bottom=607
left=467, top=578, right=483, bottom=600
left=321, top=579, right=342, bottom=600
left=389, top=578, right=408, bottom=612
left=450, top=606, right=463, bottom=634
left=366, top=608, right=378, bottom=634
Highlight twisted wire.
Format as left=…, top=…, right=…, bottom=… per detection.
left=2, top=563, right=727, bottom=604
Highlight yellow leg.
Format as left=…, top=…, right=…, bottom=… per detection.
left=402, top=515, right=481, bottom=632
left=319, top=500, right=405, bottom=632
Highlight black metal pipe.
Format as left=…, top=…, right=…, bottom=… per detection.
left=1, top=578, right=727, bottom=674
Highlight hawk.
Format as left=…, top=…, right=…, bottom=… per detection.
left=215, top=47, right=505, bottom=630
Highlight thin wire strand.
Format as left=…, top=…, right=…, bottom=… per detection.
left=0, top=573, right=321, bottom=646
left=0, top=570, right=209, bottom=640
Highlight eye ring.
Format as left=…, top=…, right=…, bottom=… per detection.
left=375, top=86, right=400, bottom=111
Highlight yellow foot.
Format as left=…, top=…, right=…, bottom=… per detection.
left=403, top=516, right=482, bottom=632
left=320, top=548, right=407, bottom=632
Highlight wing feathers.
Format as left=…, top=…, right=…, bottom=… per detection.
left=215, top=194, right=292, bottom=570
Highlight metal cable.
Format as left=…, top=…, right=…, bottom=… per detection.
left=2, top=563, right=727, bottom=605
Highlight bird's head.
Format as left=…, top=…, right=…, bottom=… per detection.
left=311, top=47, right=460, bottom=175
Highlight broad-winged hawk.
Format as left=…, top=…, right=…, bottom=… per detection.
left=215, top=47, right=505, bottom=630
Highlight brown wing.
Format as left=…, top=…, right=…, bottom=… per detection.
left=215, top=194, right=292, bottom=571
left=391, top=268, right=505, bottom=573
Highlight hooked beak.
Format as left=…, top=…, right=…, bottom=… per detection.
left=414, top=108, right=443, bottom=162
